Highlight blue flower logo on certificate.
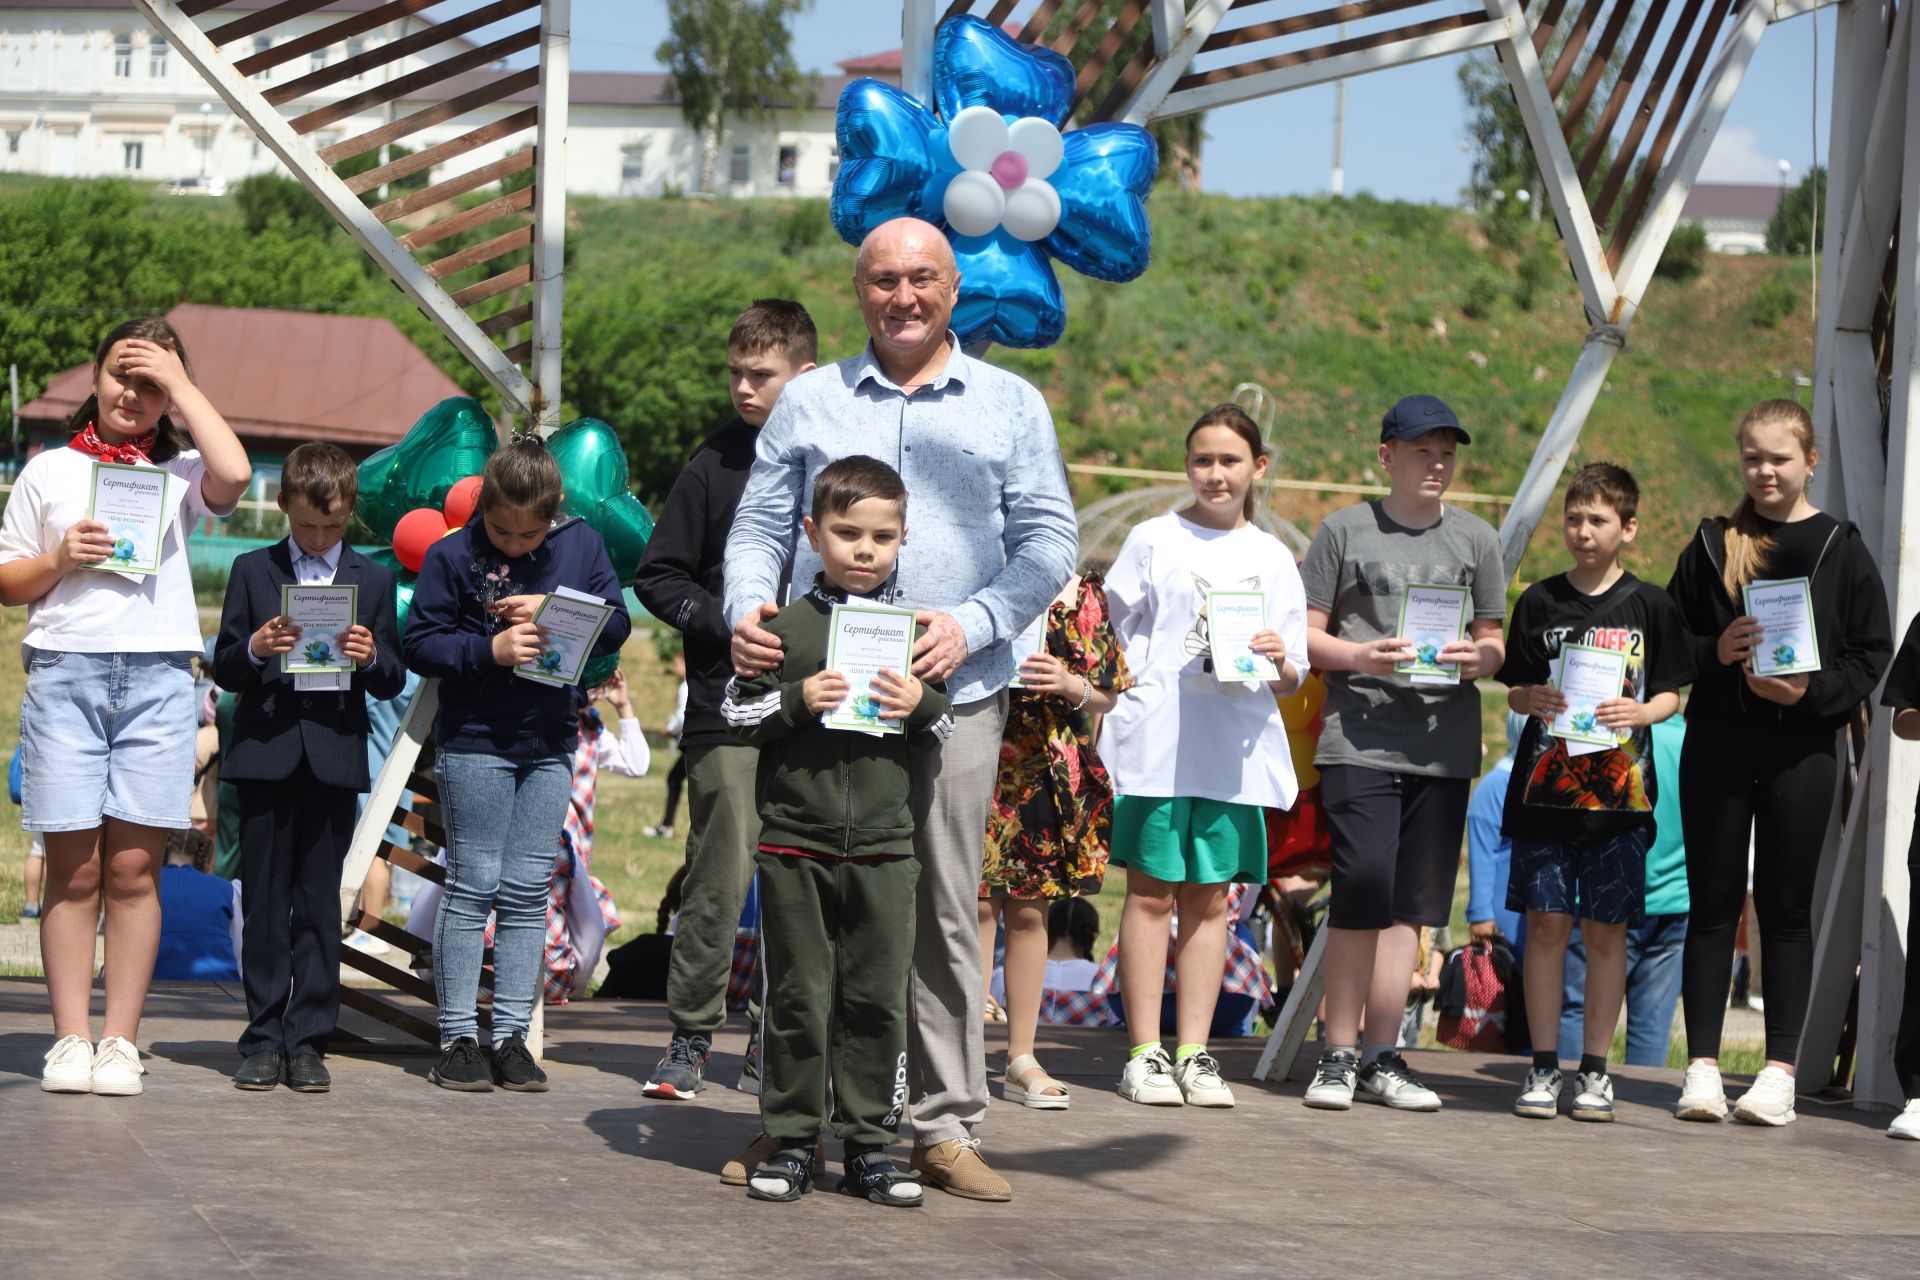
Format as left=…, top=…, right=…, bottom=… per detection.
left=302, top=639, right=334, bottom=665
left=1569, top=709, right=1599, bottom=735
left=1233, top=653, right=1259, bottom=677
left=110, top=530, right=139, bottom=564
left=1772, top=644, right=1796, bottom=668
left=1415, top=638, right=1443, bottom=668
left=850, top=693, right=883, bottom=726
left=533, top=650, right=565, bottom=677
left=830, top=14, right=1157, bottom=348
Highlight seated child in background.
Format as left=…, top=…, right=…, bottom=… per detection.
left=155, top=829, right=242, bottom=983
left=993, top=896, right=1104, bottom=1016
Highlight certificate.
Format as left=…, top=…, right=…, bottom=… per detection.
left=1208, top=590, right=1280, bottom=683
left=84, top=461, right=168, bottom=577
left=514, top=585, right=617, bottom=688
left=823, top=602, right=916, bottom=734
left=280, top=583, right=357, bottom=674
left=1743, top=577, right=1821, bottom=677
left=1548, top=643, right=1628, bottom=747
left=1007, top=613, right=1045, bottom=688
left=1395, top=583, right=1471, bottom=684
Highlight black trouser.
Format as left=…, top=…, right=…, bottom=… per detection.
left=659, top=751, right=687, bottom=828
left=234, top=764, right=356, bottom=1059
left=1896, top=842, right=1920, bottom=1098
left=1678, top=718, right=1838, bottom=1063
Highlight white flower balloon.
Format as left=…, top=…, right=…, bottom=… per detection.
left=939, top=106, right=1065, bottom=242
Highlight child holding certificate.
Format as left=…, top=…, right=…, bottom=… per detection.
left=1298, top=394, right=1507, bottom=1114
left=1666, top=400, right=1890, bottom=1125
left=403, top=437, right=631, bottom=1093
left=1495, top=464, right=1692, bottom=1123
left=0, top=317, right=251, bottom=1096
left=718, top=456, right=952, bottom=1207
left=1098, top=405, right=1307, bottom=1110
left=213, top=443, right=405, bottom=1091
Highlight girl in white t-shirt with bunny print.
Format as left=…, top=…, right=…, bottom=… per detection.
left=0, top=317, right=250, bottom=1096
left=1099, top=403, right=1307, bottom=1110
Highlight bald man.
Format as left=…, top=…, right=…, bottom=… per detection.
left=724, top=218, right=1078, bottom=1201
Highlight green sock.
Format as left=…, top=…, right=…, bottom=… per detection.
left=1128, top=1042, right=1162, bottom=1060
left=1174, top=1043, right=1207, bottom=1063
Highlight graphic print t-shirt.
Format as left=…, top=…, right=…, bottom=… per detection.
left=1496, top=571, right=1694, bottom=841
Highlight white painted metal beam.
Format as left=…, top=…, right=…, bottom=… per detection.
left=1254, top=928, right=1326, bottom=1082
left=339, top=680, right=439, bottom=914
left=1796, top=743, right=1863, bottom=1089
left=901, top=0, right=939, bottom=105
left=1122, top=0, right=1235, bottom=124
left=1496, top=326, right=1627, bottom=577
left=1830, top=1, right=1911, bottom=328
left=1770, top=0, right=1845, bottom=22
left=532, top=0, right=570, bottom=432
left=1149, top=0, right=1185, bottom=58
left=131, top=0, right=535, bottom=420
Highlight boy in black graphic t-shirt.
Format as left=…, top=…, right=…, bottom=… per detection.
left=1497, top=464, right=1693, bottom=1124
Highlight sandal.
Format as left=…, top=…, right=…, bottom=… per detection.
left=1003, top=1052, right=1071, bottom=1110
left=839, top=1151, right=923, bottom=1207
left=983, top=994, right=1008, bottom=1023
left=745, top=1148, right=815, bottom=1202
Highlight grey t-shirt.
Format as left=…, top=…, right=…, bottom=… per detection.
left=1299, top=500, right=1508, bottom=778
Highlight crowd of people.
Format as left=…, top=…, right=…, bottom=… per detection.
left=5, top=214, right=1919, bottom=1211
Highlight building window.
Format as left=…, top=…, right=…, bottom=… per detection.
left=122, top=140, right=143, bottom=170
left=310, top=47, right=328, bottom=73
left=729, top=145, right=750, bottom=185
left=112, top=33, right=132, bottom=77
left=621, top=149, right=645, bottom=183
left=5, top=132, right=20, bottom=155
left=254, top=35, right=271, bottom=57
left=148, top=34, right=167, bottom=78
left=346, top=37, right=364, bottom=78
left=777, top=144, right=797, bottom=186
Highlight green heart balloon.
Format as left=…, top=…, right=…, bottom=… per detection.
left=546, top=417, right=655, bottom=587
left=582, top=653, right=621, bottom=688
left=356, top=398, right=499, bottom=543
left=360, top=545, right=418, bottom=635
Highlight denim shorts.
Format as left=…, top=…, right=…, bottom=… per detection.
left=20, top=648, right=198, bottom=832
left=1507, top=827, right=1652, bottom=926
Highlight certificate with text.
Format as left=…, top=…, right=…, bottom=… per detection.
left=1008, top=612, right=1045, bottom=688
left=280, top=584, right=357, bottom=674
left=1548, top=643, right=1628, bottom=748
left=84, top=461, right=168, bottom=577
left=1743, top=577, right=1821, bottom=677
left=1207, top=590, right=1280, bottom=683
left=515, top=585, right=617, bottom=687
left=823, top=602, right=916, bottom=734
left=1395, top=583, right=1470, bottom=684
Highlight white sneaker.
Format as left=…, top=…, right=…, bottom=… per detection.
left=1171, top=1051, right=1235, bottom=1108
left=90, top=1036, right=146, bottom=1096
left=1355, top=1051, right=1442, bottom=1111
left=1570, top=1071, right=1615, bottom=1123
left=1303, top=1049, right=1360, bottom=1110
left=1513, top=1067, right=1562, bottom=1119
left=1675, top=1060, right=1728, bottom=1121
left=1117, top=1046, right=1184, bottom=1106
left=1887, top=1100, right=1920, bottom=1140
left=41, top=1034, right=94, bottom=1093
left=1732, top=1065, right=1797, bottom=1126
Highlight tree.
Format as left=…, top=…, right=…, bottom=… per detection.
left=657, top=0, right=813, bottom=195
left=1458, top=28, right=1633, bottom=219
left=1766, top=166, right=1826, bottom=256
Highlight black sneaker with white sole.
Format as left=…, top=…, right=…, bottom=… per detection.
left=643, top=1032, right=710, bottom=1099
left=429, top=1037, right=494, bottom=1092
left=491, top=1031, right=550, bottom=1092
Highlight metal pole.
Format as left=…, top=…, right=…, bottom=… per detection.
left=1331, top=23, right=1346, bottom=195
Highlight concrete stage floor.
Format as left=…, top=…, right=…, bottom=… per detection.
left=0, top=978, right=1913, bottom=1279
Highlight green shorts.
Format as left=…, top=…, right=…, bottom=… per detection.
left=1109, top=795, right=1268, bottom=886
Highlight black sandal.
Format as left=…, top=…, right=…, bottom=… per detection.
left=839, top=1151, right=923, bottom=1207
left=745, top=1149, right=814, bottom=1203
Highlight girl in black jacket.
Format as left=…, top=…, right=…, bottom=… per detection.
left=1666, top=399, right=1891, bottom=1126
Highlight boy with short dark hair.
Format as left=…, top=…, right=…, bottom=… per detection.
left=1496, top=462, right=1693, bottom=1121
left=634, top=299, right=817, bottom=1103
left=213, top=442, right=405, bottom=1092
left=720, top=455, right=953, bottom=1207
left=1299, top=394, right=1508, bottom=1112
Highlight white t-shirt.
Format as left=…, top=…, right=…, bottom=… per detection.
left=1097, top=512, right=1308, bottom=809
left=991, top=957, right=1101, bottom=1003
left=0, top=443, right=234, bottom=654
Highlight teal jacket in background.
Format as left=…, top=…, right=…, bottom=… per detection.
left=1644, top=715, right=1690, bottom=916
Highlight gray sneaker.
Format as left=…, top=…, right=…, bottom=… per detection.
left=1514, top=1067, right=1563, bottom=1119
left=1302, top=1049, right=1360, bottom=1111
left=737, top=1025, right=762, bottom=1096
left=1356, top=1051, right=1442, bottom=1111
left=642, top=1032, right=710, bottom=1099
left=1570, top=1070, right=1615, bottom=1122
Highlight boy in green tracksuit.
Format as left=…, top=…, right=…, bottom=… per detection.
left=720, top=455, right=952, bottom=1208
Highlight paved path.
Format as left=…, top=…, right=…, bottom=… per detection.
left=0, top=979, right=1910, bottom=1279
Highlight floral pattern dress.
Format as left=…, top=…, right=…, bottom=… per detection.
left=979, top=573, right=1134, bottom=900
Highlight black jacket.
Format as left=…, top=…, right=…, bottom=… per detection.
left=1666, top=515, right=1893, bottom=731
left=633, top=417, right=763, bottom=750
left=213, top=540, right=406, bottom=791
left=719, top=577, right=952, bottom=859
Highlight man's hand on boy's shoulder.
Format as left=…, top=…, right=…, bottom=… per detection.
left=733, top=601, right=785, bottom=677
left=910, top=609, right=967, bottom=683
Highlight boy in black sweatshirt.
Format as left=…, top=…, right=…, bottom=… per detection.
left=634, top=300, right=817, bottom=1101
left=721, top=456, right=952, bottom=1207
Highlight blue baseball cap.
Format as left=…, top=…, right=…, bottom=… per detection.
left=1380, top=394, right=1471, bottom=444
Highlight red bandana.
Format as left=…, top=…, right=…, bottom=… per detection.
left=68, top=421, right=157, bottom=466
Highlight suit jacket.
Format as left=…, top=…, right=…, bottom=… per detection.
left=213, top=540, right=406, bottom=791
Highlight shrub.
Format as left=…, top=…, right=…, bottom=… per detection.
left=1512, top=247, right=1557, bottom=311
left=1746, top=273, right=1800, bottom=329
left=1461, top=271, right=1502, bottom=320
left=1654, top=221, right=1709, bottom=283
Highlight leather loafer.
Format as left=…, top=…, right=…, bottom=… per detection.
left=286, top=1054, right=331, bottom=1093
left=234, top=1050, right=282, bottom=1091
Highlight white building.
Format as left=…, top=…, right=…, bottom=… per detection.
left=1678, top=182, right=1788, bottom=255
left=0, top=0, right=865, bottom=197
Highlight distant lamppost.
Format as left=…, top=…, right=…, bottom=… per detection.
left=199, top=101, right=211, bottom=180
left=1777, top=157, right=1791, bottom=203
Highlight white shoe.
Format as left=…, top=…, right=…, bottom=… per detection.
left=1887, top=1100, right=1920, bottom=1140
left=1570, top=1071, right=1615, bottom=1123
left=1171, top=1051, right=1235, bottom=1108
left=41, top=1034, right=94, bottom=1093
left=1303, top=1049, right=1359, bottom=1110
left=1513, top=1067, right=1562, bottom=1119
left=1732, top=1065, right=1796, bottom=1126
left=1355, top=1051, right=1442, bottom=1111
left=90, top=1036, right=146, bottom=1096
left=1675, top=1060, right=1728, bottom=1121
left=1117, top=1046, right=1184, bottom=1106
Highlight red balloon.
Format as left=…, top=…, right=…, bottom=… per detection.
left=393, top=507, right=450, bottom=573
left=442, top=474, right=483, bottom=529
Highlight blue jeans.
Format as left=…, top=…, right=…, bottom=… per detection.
left=1559, top=912, right=1689, bottom=1067
left=433, top=748, right=570, bottom=1046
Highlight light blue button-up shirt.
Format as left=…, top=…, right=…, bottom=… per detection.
left=723, top=335, right=1079, bottom=705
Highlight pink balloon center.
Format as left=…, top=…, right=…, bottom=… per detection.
left=990, top=150, right=1028, bottom=191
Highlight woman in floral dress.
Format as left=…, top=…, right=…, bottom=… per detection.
left=977, top=572, right=1133, bottom=1109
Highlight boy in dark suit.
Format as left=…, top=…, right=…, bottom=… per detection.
left=214, top=443, right=405, bottom=1092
